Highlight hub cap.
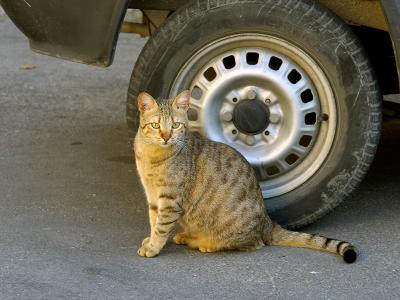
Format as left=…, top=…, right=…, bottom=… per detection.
left=171, top=34, right=336, bottom=198
left=233, top=99, right=270, bottom=135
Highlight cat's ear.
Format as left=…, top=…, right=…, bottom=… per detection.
left=172, top=90, right=191, bottom=111
left=137, top=92, right=158, bottom=112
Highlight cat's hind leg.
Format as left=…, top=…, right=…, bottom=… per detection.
left=184, top=234, right=221, bottom=253
left=174, top=232, right=217, bottom=252
left=175, top=233, right=260, bottom=253
left=173, top=232, right=215, bottom=252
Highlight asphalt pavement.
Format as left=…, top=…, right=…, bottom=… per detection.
left=1, top=16, right=400, bottom=300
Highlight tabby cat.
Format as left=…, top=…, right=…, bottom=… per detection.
left=134, top=90, right=357, bottom=263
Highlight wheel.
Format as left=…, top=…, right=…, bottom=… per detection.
left=127, top=0, right=381, bottom=228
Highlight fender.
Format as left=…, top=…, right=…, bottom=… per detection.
left=380, top=0, right=400, bottom=88
left=0, top=0, right=129, bottom=67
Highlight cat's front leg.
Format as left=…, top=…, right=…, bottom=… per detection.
left=137, top=198, right=182, bottom=258
left=141, top=203, right=158, bottom=246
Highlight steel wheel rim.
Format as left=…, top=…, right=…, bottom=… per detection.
left=171, top=34, right=336, bottom=198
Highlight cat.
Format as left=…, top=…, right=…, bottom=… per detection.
left=134, top=90, right=357, bottom=263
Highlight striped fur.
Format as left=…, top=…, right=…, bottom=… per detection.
left=134, top=91, right=357, bottom=263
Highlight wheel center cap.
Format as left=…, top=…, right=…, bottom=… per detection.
left=233, top=100, right=270, bottom=135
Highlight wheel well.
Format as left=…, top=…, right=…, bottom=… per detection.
left=351, top=25, right=400, bottom=95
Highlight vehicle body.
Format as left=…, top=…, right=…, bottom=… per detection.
left=1, top=0, right=399, bottom=227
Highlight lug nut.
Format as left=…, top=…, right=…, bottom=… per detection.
left=245, top=136, right=255, bottom=146
left=269, top=114, right=280, bottom=124
left=222, top=111, right=233, bottom=122
left=247, top=90, right=257, bottom=100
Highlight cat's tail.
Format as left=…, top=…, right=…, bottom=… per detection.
left=267, top=223, right=357, bottom=264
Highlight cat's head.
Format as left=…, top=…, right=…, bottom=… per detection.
left=137, top=90, right=190, bottom=147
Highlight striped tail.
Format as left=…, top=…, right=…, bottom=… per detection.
left=269, top=224, right=357, bottom=264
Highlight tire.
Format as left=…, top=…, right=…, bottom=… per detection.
left=127, top=0, right=381, bottom=228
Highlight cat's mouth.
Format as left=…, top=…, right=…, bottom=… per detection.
left=159, top=142, right=172, bottom=148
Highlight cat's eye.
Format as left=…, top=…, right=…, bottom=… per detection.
left=172, top=122, right=181, bottom=129
left=151, top=122, right=160, bottom=129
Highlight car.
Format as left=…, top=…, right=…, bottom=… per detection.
left=2, top=0, right=399, bottom=228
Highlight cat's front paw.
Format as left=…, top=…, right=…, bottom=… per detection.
left=137, top=243, right=160, bottom=258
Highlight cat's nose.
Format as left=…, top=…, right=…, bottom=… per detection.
left=161, top=132, right=171, bottom=142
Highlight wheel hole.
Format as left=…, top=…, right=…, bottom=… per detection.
left=191, top=86, right=203, bottom=100
left=268, top=56, right=283, bottom=70
left=299, top=135, right=312, bottom=147
left=288, top=69, right=302, bottom=84
left=187, top=108, right=198, bottom=121
left=285, top=153, right=300, bottom=165
left=223, top=55, right=236, bottom=69
left=305, top=112, right=316, bottom=125
left=246, top=52, right=259, bottom=65
left=254, top=168, right=263, bottom=181
left=266, top=165, right=280, bottom=176
left=204, top=67, right=217, bottom=81
left=300, top=89, right=313, bottom=103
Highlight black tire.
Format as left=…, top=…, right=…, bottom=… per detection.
left=127, top=0, right=381, bottom=228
